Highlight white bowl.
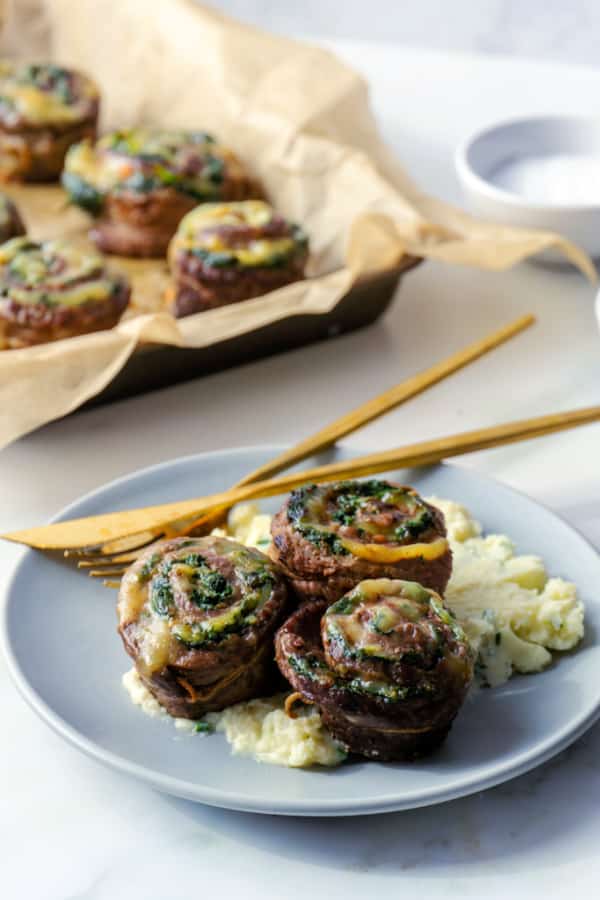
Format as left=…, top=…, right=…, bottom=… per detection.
left=455, top=115, right=600, bottom=260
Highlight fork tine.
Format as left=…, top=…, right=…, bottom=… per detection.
left=103, top=580, right=122, bottom=589
left=88, top=567, right=127, bottom=578
left=66, top=531, right=163, bottom=562
left=77, top=554, right=139, bottom=569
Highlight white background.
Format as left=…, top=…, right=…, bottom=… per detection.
left=211, top=0, right=600, bottom=65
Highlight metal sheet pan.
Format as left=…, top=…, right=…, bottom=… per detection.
left=84, top=258, right=421, bottom=408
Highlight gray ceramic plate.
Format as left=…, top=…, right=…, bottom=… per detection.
left=2, top=446, right=600, bottom=816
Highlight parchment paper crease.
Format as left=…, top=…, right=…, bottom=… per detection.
left=0, top=0, right=594, bottom=448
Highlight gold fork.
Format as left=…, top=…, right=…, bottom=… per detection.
left=80, top=312, right=535, bottom=579
left=5, top=400, right=600, bottom=567
left=2, top=314, right=535, bottom=574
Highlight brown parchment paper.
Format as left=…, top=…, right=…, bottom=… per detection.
left=0, top=0, right=595, bottom=448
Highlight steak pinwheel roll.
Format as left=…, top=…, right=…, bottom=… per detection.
left=62, top=129, right=260, bottom=257
left=271, top=480, right=452, bottom=604
left=117, top=536, right=289, bottom=718
left=0, top=193, right=25, bottom=242
left=167, top=200, right=309, bottom=317
left=0, top=237, right=130, bottom=349
left=0, top=62, right=99, bottom=182
left=276, top=579, right=474, bottom=760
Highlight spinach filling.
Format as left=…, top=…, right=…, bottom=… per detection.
left=182, top=554, right=232, bottom=609
left=138, top=552, right=161, bottom=584
left=171, top=549, right=275, bottom=648
left=201, top=155, right=225, bottom=184
left=289, top=647, right=435, bottom=702
left=190, top=242, right=301, bottom=271
left=345, top=676, right=435, bottom=702
left=394, top=507, right=433, bottom=541
left=18, top=64, right=75, bottom=104
left=327, top=594, right=359, bottom=616
left=150, top=572, right=174, bottom=618
left=288, top=480, right=435, bottom=553
left=289, top=652, right=330, bottom=683
left=191, top=247, right=238, bottom=268
left=172, top=606, right=246, bottom=647
left=61, top=171, right=104, bottom=216
left=194, top=720, right=214, bottom=734
left=429, top=597, right=468, bottom=643
left=297, top=525, right=348, bottom=556
left=287, top=484, right=349, bottom=555
left=142, top=537, right=279, bottom=649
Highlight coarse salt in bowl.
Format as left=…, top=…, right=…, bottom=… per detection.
left=455, top=115, right=600, bottom=261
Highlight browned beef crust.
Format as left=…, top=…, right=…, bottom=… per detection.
left=0, top=114, right=98, bottom=182
left=0, top=278, right=129, bottom=350
left=171, top=251, right=307, bottom=315
left=89, top=189, right=198, bottom=258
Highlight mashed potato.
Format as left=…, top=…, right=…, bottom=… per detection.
left=122, top=496, right=585, bottom=766
left=207, top=696, right=346, bottom=767
left=429, top=497, right=585, bottom=687
left=122, top=668, right=198, bottom=734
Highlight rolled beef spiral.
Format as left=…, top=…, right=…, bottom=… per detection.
left=118, top=536, right=290, bottom=718
left=62, top=129, right=261, bottom=257
left=0, top=62, right=99, bottom=182
left=167, top=200, right=308, bottom=316
left=270, top=480, right=452, bottom=603
left=276, top=578, right=474, bottom=760
left=0, top=237, right=130, bottom=349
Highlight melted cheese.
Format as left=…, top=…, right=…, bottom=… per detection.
left=339, top=535, right=449, bottom=563
left=117, top=568, right=148, bottom=624
left=173, top=201, right=300, bottom=268
left=65, top=140, right=134, bottom=190
left=0, top=66, right=97, bottom=125
left=0, top=238, right=114, bottom=308
left=138, top=618, right=172, bottom=673
left=180, top=201, right=274, bottom=234
left=0, top=83, right=74, bottom=124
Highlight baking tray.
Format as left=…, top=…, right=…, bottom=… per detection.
left=84, top=257, right=421, bottom=409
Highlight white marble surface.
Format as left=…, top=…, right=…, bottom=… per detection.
left=213, top=0, right=600, bottom=67
left=3, top=37, right=600, bottom=900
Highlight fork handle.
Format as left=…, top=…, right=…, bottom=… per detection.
left=181, top=313, right=535, bottom=535
left=6, top=403, right=599, bottom=550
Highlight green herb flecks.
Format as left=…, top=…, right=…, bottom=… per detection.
left=202, top=155, right=224, bottom=184
left=138, top=552, right=161, bottom=584
left=61, top=171, right=104, bottom=216
left=191, top=569, right=232, bottom=609
left=288, top=653, right=330, bottom=685
left=300, top=525, right=348, bottom=555
left=191, top=247, right=237, bottom=268
left=172, top=603, right=245, bottom=647
left=327, top=594, right=358, bottom=616
left=394, top=507, right=433, bottom=541
left=150, top=573, right=174, bottom=618
left=194, top=720, right=215, bottom=734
